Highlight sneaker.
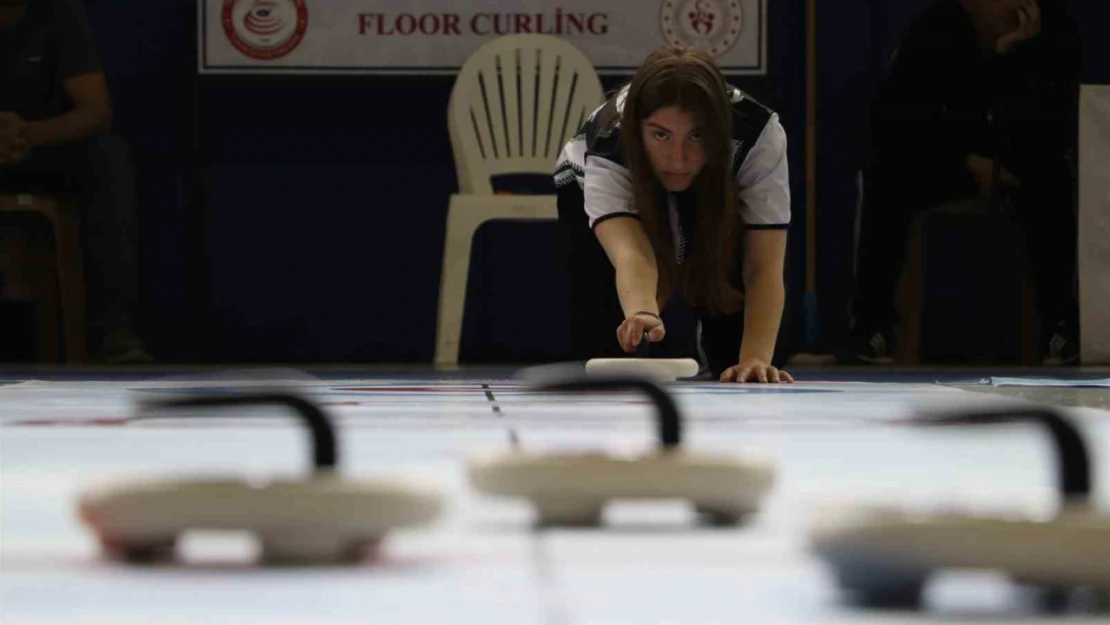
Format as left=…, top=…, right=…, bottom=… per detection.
left=835, top=329, right=895, bottom=365
left=1043, top=332, right=1078, bottom=366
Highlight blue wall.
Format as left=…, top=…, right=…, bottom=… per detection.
left=83, top=0, right=1107, bottom=363
left=86, top=0, right=198, bottom=360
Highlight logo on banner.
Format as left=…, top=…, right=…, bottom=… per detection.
left=660, top=0, right=743, bottom=57
left=222, top=0, right=308, bottom=60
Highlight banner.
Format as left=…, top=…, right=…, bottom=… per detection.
left=1080, top=84, right=1110, bottom=364
left=200, top=0, right=767, bottom=75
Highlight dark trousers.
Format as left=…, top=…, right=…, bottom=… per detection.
left=555, top=183, right=749, bottom=378
left=0, top=133, right=140, bottom=348
left=851, top=172, right=1078, bottom=341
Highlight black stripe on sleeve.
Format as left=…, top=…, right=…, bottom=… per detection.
left=591, top=212, right=641, bottom=231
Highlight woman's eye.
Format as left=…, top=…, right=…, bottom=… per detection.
left=652, top=130, right=669, bottom=141
left=689, top=131, right=703, bottom=142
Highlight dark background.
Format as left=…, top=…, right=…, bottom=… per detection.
left=76, top=0, right=1108, bottom=364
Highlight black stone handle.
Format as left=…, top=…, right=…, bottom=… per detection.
left=140, top=393, right=338, bottom=471
left=918, top=407, right=1091, bottom=501
left=636, top=331, right=651, bottom=358
left=537, top=377, right=682, bottom=449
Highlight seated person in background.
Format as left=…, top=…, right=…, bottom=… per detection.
left=0, top=0, right=150, bottom=363
left=841, top=0, right=1082, bottom=365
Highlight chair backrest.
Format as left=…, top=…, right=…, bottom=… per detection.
left=0, top=194, right=59, bottom=216
left=448, top=35, right=604, bottom=195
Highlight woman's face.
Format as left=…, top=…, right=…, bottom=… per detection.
left=640, top=105, right=708, bottom=192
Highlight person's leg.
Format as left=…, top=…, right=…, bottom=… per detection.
left=1008, top=182, right=1079, bottom=362
left=696, top=309, right=744, bottom=379
left=840, top=166, right=928, bottom=363
left=694, top=244, right=757, bottom=379
left=72, top=133, right=147, bottom=361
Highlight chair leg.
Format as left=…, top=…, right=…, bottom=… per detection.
left=51, top=208, right=88, bottom=364
left=1019, top=259, right=1041, bottom=366
left=3, top=228, right=31, bottom=300
left=38, top=262, right=61, bottom=364
left=3, top=229, right=57, bottom=362
left=6, top=229, right=61, bottom=363
left=435, top=202, right=483, bottom=367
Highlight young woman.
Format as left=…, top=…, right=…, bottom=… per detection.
left=554, top=45, right=793, bottom=383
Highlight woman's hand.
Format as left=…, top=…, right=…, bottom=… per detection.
left=719, top=358, right=794, bottom=384
left=616, top=313, right=665, bottom=353
left=996, top=0, right=1041, bottom=56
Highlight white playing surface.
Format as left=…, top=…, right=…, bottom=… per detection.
left=2, top=371, right=1109, bottom=624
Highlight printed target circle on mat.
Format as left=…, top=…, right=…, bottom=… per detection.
left=222, top=0, right=308, bottom=60
left=660, top=0, right=743, bottom=57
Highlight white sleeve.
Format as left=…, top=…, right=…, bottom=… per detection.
left=583, top=155, right=638, bottom=229
left=736, top=114, right=791, bottom=228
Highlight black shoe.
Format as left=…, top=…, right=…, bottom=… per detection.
left=835, top=329, right=896, bottom=365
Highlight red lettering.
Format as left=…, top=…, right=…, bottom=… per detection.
left=472, top=14, right=490, bottom=35
left=418, top=14, right=440, bottom=35
left=444, top=14, right=461, bottom=35
left=567, top=13, right=584, bottom=34
left=395, top=14, right=415, bottom=35
left=377, top=14, right=394, bottom=35
left=362, top=13, right=465, bottom=36
left=587, top=14, right=608, bottom=35
left=537, top=13, right=555, bottom=34
left=460, top=12, right=607, bottom=37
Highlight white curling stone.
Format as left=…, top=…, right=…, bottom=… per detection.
left=79, top=474, right=443, bottom=562
left=584, top=358, right=700, bottom=381
left=468, top=449, right=774, bottom=521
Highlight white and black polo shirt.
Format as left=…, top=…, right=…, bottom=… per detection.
left=554, top=85, right=790, bottom=264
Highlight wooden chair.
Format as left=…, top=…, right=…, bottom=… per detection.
left=897, top=199, right=1039, bottom=365
left=435, top=34, right=604, bottom=366
left=0, top=193, right=87, bottom=363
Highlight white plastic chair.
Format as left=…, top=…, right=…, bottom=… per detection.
left=435, top=35, right=604, bottom=365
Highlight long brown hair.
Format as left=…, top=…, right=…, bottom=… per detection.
left=620, top=45, right=743, bottom=314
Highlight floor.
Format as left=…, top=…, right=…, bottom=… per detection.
left=2, top=365, right=1108, bottom=624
